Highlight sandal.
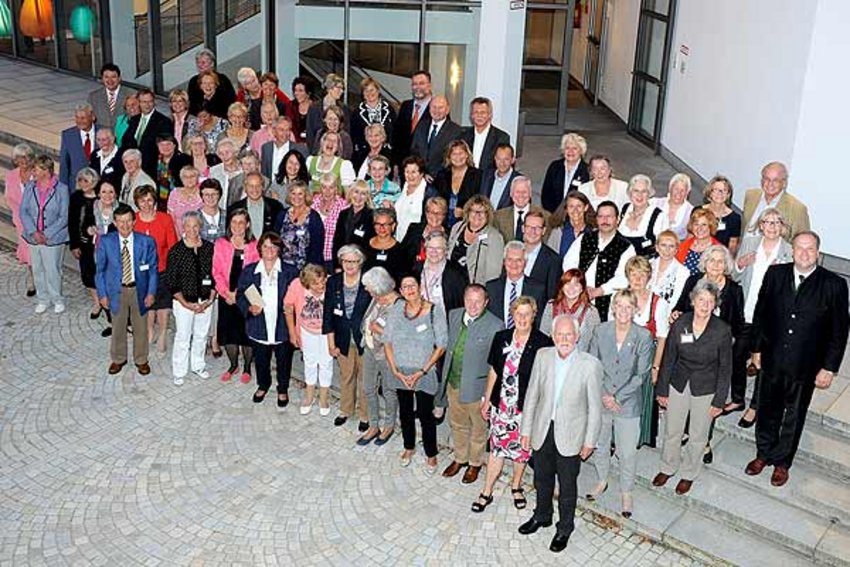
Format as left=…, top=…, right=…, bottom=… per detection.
left=471, top=492, right=494, bottom=513
left=511, top=488, right=527, bottom=510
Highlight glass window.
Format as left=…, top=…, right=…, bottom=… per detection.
left=520, top=69, right=561, bottom=125
left=13, top=0, right=55, bottom=66
left=56, top=0, right=102, bottom=76
left=0, top=0, right=14, bottom=55
left=524, top=9, right=567, bottom=66
left=216, top=0, right=260, bottom=33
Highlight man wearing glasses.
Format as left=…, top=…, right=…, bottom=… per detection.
left=741, top=161, right=810, bottom=242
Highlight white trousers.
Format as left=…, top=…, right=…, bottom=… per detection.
left=301, top=330, right=333, bottom=387
left=172, top=300, right=212, bottom=378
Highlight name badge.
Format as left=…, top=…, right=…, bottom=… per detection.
left=376, top=253, right=387, bottom=261
left=376, top=317, right=386, bottom=327
left=104, top=166, right=113, bottom=174
left=353, top=228, right=365, bottom=237
left=416, top=323, right=428, bottom=333
left=502, top=345, right=512, bottom=354
left=296, top=229, right=305, bottom=237
left=681, top=333, right=694, bottom=344
left=600, top=258, right=608, bottom=263
left=202, top=278, right=212, bottom=286
left=642, top=239, right=652, bottom=248
left=477, top=233, right=488, bottom=242
left=139, top=264, right=150, bottom=271
left=207, top=228, right=217, bottom=235
left=333, top=308, right=344, bottom=316
left=239, top=253, right=245, bottom=261
left=717, top=221, right=727, bottom=231
left=571, top=179, right=581, bottom=187
left=458, top=257, right=468, bottom=266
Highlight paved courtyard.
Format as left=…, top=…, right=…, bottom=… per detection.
left=0, top=249, right=702, bottom=566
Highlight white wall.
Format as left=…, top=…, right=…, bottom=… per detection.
left=788, top=0, right=850, bottom=258
left=570, top=3, right=589, bottom=84
left=597, top=0, right=639, bottom=121
left=661, top=0, right=817, bottom=202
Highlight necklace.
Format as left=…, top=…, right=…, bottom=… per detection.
left=404, top=300, right=425, bottom=320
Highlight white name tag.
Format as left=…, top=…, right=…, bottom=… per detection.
left=717, top=221, right=726, bottom=231
left=458, top=257, right=468, bottom=266
left=353, top=228, right=365, bottom=237
left=333, top=308, right=344, bottom=316
left=642, top=239, right=652, bottom=248
left=202, top=278, right=212, bottom=286
left=139, top=264, right=149, bottom=271
left=571, top=179, right=581, bottom=187
left=296, top=229, right=305, bottom=236
left=239, top=253, right=245, bottom=261
left=207, top=228, right=217, bottom=234
left=376, top=253, right=387, bottom=261
left=502, top=345, right=512, bottom=354
left=477, top=233, right=488, bottom=242
left=104, top=166, right=113, bottom=174
left=376, top=317, right=386, bottom=327
left=681, top=333, right=694, bottom=344
left=600, top=258, right=608, bottom=263
left=416, top=323, right=428, bottom=333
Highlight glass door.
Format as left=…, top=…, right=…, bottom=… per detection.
left=627, top=0, right=676, bottom=150
left=521, top=0, right=576, bottom=130
left=582, top=0, right=606, bottom=103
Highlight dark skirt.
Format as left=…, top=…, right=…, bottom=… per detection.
left=79, top=243, right=96, bottom=289
left=217, top=296, right=250, bottom=346
left=151, top=271, right=173, bottom=310
left=638, top=374, right=659, bottom=448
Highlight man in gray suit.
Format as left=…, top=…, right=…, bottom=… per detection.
left=441, top=285, right=504, bottom=484
left=519, top=315, right=603, bottom=553
left=87, top=64, right=130, bottom=131
left=260, top=116, right=308, bottom=199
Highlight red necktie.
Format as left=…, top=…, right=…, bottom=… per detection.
left=84, top=133, right=92, bottom=160
left=411, top=104, right=421, bottom=133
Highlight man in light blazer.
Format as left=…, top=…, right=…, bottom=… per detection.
left=59, top=103, right=99, bottom=187
left=440, top=285, right=504, bottom=484
left=518, top=315, right=603, bottom=553
left=741, top=161, right=810, bottom=243
left=87, top=63, right=130, bottom=131
left=95, top=204, right=158, bottom=376
left=493, top=177, right=550, bottom=245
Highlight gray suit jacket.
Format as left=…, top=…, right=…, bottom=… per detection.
left=520, top=348, right=603, bottom=456
left=732, top=236, right=792, bottom=302
left=588, top=322, right=654, bottom=418
left=447, top=223, right=505, bottom=285
left=88, top=87, right=130, bottom=131
left=442, top=308, right=504, bottom=404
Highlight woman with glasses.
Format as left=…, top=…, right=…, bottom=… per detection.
left=447, top=195, right=504, bottom=285
left=364, top=208, right=407, bottom=283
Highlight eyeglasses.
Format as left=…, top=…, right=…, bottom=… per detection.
left=374, top=222, right=394, bottom=228
left=469, top=209, right=487, bottom=216
left=524, top=225, right=544, bottom=232
left=760, top=220, right=782, bottom=226
left=341, top=259, right=360, bottom=265
left=425, top=246, right=445, bottom=252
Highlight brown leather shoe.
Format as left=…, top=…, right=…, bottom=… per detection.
left=675, top=479, right=693, bottom=495
left=652, top=472, right=671, bottom=487
left=136, top=363, right=151, bottom=376
left=745, top=458, right=768, bottom=476
left=108, top=361, right=127, bottom=375
left=771, top=466, right=789, bottom=487
left=462, top=465, right=481, bottom=484
left=442, top=461, right=467, bottom=478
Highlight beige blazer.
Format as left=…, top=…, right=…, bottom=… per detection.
left=447, top=222, right=505, bottom=285
left=520, top=347, right=603, bottom=457
left=741, top=188, right=810, bottom=242
left=492, top=206, right=552, bottom=244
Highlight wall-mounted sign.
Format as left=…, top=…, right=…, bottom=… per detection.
left=510, top=1, right=525, bottom=10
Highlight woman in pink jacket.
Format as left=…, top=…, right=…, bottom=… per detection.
left=6, top=143, right=35, bottom=296
left=212, top=208, right=260, bottom=383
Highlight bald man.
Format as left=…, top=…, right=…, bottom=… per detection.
left=410, top=95, right=463, bottom=178
left=741, top=161, right=810, bottom=242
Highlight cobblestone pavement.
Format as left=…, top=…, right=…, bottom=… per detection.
left=0, top=250, right=703, bottom=566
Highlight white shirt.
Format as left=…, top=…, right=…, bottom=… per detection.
left=79, top=127, right=96, bottom=150
left=472, top=125, right=491, bottom=168
left=96, top=145, right=119, bottom=174
left=524, top=244, right=541, bottom=277
left=503, top=276, right=525, bottom=324
left=741, top=241, right=781, bottom=323
left=489, top=168, right=513, bottom=209
left=429, top=118, right=446, bottom=141
left=563, top=162, right=581, bottom=198
left=651, top=197, right=694, bottom=241
left=271, top=141, right=290, bottom=176
left=578, top=178, right=629, bottom=210
left=562, top=232, right=635, bottom=295
left=252, top=259, right=281, bottom=345
left=650, top=257, right=690, bottom=307
left=793, top=265, right=815, bottom=291
left=395, top=179, right=427, bottom=241
left=119, top=233, right=135, bottom=284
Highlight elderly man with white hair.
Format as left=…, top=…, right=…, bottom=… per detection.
left=493, top=175, right=550, bottom=245
left=59, top=102, right=98, bottom=187
left=485, top=241, right=547, bottom=329
left=741, top=161, right=810, bottom=243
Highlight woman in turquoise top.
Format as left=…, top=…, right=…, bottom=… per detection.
left=114, top=94, right=140, bottom=145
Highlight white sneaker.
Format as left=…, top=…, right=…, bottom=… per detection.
left=319, top=407, right=331, bottom=417
left=34, top=303, right=48, bottom=314
left=300, top=404, right=312, bottom=415
left=194, top=369, right=210, bottom=380
left=53, top=303, right=65, bottom=314
left=173, top=376, right=185, bottom=386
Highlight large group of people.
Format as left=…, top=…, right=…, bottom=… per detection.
left=5, top=55, right=849, bottom=556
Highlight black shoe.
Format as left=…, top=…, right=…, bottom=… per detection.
left=90, top=308, right=102, bottom=320
left=334, top=415, right=349, bottom=427
left=277, top=395, right=289, bottom=409
left=26, top=289, right=36, bottom=298
left=358, top=421, right=369, bottom=432
left=703, top=449, right=714, bottom=464
left=252, top=390, right=267, bottom=404
left=738, top=415, right=756, bottom=429
left=549, top=533, right=570, bottom=553
left=518, top=517, right=552, bottom=535
left=101, top=327, right=113, bottom=338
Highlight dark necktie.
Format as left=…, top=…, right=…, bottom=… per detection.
left=427, top=123, right=438, bottom=148
left=515, top=210, right=524, bottom=242
left=797, top=274, right=805, bottom=291
left=506, top=282, right=518, bottom=328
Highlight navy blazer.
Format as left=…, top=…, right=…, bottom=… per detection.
left=236, top=261, right=297, bottom=344
left=485, top=275, right=547, bottom=328
left=95, top=231, right=159, bottom=316
left=527, top=244, right=561, bottom=303
left=479, top=168, right=521, bottom=210
left=540, top=158, right=591, bottom=213
left=322, top=272, right=371, bottom=356
left=488, top=328, right=553, bottom=411
left=410, top=119, right=464, bottom=177
left=60, top=126, right=100, bottom=187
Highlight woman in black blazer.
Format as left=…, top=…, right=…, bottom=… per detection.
left=322, top=245, right=373, bottom=430
left=332, top=181, right=375, bottom=270
left=433, top=140, right=481, bottom=228
left=540, top=133, right=591, bottom=213
left=473, top=297, right=553, bottom=513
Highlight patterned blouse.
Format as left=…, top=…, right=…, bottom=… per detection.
left=311, top=196, right=350, bottom=263
left=278, top=210, right=312, bottom=271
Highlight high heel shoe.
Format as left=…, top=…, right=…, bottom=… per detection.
left=738, top=409, right=756, bottom=429
left=585, top=481, right=608, bottom=501
left=471, top=493, right=494, bottom=513
left=621, top=493, right=634, bottom=519
left=252, top=390, right=267, bottom=404
left=703, top=447, right=714, bottom=464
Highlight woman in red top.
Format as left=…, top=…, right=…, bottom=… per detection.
left=676, top=208, right=720, bottom=276
left=134, top=185, right=179, bottom=353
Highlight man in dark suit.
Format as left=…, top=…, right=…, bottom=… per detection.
left=87, top=63, right=130, bottom=131
left=461, top=97, right=511, bottom=170
left=95, top=204, right=158, bottom=376
left=228, top=172, right=283, bottom=236
left=392, top=70, right=433, bottom=174
left=59, top=103, right=99, bottom=187
left=410, top=95, right=463, bottom=179
left=480, top=143, right=521, bottom=210
left=486, top=241, right=547, bottom=328
left=89, top=128, right=124, bottom=186
left=523, top=209, right=560, bottom=302
left=746, top=231, right=849, bottom=487
left=122, top=88, right=174, bottom=179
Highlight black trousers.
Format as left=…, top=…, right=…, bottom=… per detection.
left=252, top=340, right=292, bottom=394
left=532, top=423, right=581, bottom=538
left=756, top=370, right=815, bottom=468
left=397, top=389, right=438, bottom=457
left=731, top=323, right=754, bottom=405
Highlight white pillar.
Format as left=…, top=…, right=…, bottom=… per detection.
left=474, top=1, right=526, bottom=142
